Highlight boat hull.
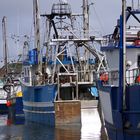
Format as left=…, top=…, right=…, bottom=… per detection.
left=0, top=100, right=8, bottom=114
left=21, top=84, right=57, bottom=125
left=97, top=81, right=140, bottom=140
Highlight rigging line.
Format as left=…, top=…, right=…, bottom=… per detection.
left=92, top=5, right=105, bottom=35
left=85, top=5, right=103, bottom=36
left=43, top=18, right=47, bottom=41
left=78, top=15, right=85, bottom=31
left=73, top=17, right=82, bottom=31
left=76, top=15, right=86, bottom=37
left=80, top=2, right=102, bottom=36
left=30, top=25, right=33, bottom=43
left=77, top=14, right=95, bottom=36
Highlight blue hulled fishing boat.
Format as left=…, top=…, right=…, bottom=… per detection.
left=0, top=80, right=8, bottom=114
left=20, top=0, right=57, bottom=125
left=20, top=0, right=99, bottom=125
left=97, top=0, right=140, bottom=139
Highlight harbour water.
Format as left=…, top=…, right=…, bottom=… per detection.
left=0, top=102, right=107, bottom=140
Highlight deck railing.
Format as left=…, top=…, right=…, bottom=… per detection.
left=126, top=68, right=140, bottom=85
left=21, top=69, right=95, bottom=86
left=98, top=68, right=140, bottom=86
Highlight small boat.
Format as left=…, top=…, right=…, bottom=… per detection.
left=97, top=0, right=140, bottom=139
left=0, top=79, right=8, bottom=114
left=0, top=16, right=24, bottom=124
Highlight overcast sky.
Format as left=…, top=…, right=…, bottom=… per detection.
left=0, top=0, right=124, bottom=65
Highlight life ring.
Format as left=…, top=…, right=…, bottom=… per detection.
left=6, top=100, right=12, bottom=107
left=100, top=73, right=109, bottom=83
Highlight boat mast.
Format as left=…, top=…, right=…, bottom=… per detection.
left=83, top=0, right=89, bottom=38
left=138, top=0, right=140, bottom=9
left=33, top=0, right=42, bottom=73
left=83, top=0, right=90, bottom=80
left=2, top=16, right=8, bottom=75
left=122, top=0, right=126, bottom=108
left=132, top=0, right=134, bottom=9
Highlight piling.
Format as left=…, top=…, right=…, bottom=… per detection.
left=55, top=100, right=81, bottom=125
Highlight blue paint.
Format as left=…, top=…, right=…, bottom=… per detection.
left=118, top=15, right=124, bottom=112
left=22, top=85, right=57, bottom=102
left=28, top=48, right=38, bottom=65
left=0, top=102, right=8, bottom=114
left=21, top=84, right=57, bottom=125
left=24, top=111, right=55, bottom=126
left=15, top=97, right=25, bottom=125
left=98, top=82, right=140, bottom=140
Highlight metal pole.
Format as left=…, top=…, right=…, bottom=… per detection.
left=122, top=0, right=126, bottom=109
left=33, top=0, right=42, bottom=73
left=132, top=0, right=134, bottom=9
left=57, top=74, right=60, bottom=100
left=83, top=0, right=89, bottom=38
left=83, top=0, right=90, bottom=82
left=76, top=74, right=78, bottom=100
left=2, top=16, right=8, bottom=75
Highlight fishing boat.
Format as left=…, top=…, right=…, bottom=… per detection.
left=1, top=16, right=24, bottom=124
left=97, top=0, right=140, bottom=139
left=20, top=0, right=104, bottom=125
left=0, top=79, right=8, bottom=113
left=0, top=16, right=9, bottom=114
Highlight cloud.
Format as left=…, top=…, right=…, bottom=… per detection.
left=0, top=0, right=121, bottom=65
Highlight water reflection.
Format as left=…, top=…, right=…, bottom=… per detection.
left=0, top=115, right=7, bottom=126
left=55, top=125, right=81, bottom=140
left=0, top=124, right=23, bottom=140
left=23, top=123, right=55, bottom=140
left=81, top=108, right=101, bottom=140
left=0, top=108, right=107, bottom=140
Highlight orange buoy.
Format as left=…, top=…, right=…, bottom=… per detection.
left=100, top=73, right=109, bottom=82
left=6, top=101, right=12, bottom=107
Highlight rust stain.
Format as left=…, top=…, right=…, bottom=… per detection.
left=55, top=100, right=81, bottom=125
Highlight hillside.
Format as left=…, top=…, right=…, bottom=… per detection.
left=0, top=62, right=22, bottom=78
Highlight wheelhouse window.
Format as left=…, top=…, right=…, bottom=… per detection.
left=24, top=68, right=26, bottom=76
left=24, top=67, right=30, bottom=77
